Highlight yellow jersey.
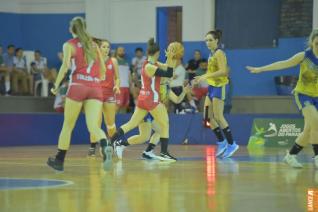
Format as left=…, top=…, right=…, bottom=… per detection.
left=294, top=49, right=318, bottom=97
left=206, top=49, right=229, bottom=87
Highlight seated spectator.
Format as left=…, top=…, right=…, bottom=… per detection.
left=2, top=44, right=16, bottom=95
left=191, top=59, right=209, bottom=111
left=31, top=50, right=57, bottom=94
left=12, top=48, right=33, bottom=95
left=115, top=46, right=132, bottom=113
left=0, top=45, right=11, bottom=95
left=186, top=50, right=202, bottom=81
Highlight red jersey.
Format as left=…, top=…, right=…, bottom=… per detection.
left=137, top=61, right=161, bottom=110
left=101, top=58, right=115, bottom=89
left=68, top=38, right=101, bottom=87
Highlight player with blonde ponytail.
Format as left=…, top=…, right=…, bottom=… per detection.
left=47, top=17, right=111, bottom=171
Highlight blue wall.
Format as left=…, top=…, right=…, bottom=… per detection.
left=0, top=12, right=84, bottom=68
left=0, top=113, right=301, bottom=147
left=0, top=12, right=307, bottom=96
left=0, top=13, right=23, bottom=47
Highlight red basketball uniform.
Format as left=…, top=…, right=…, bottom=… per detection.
left=137, top=61, right=161, bottom=111
left=101, top=58, right=116, bottom=103
left=66, top=38, right=103, bottom=102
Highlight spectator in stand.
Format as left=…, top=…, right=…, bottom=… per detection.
left=0, top=45, right=11, bottom=95
left=2, top=45, right=16, bottom=94
left=12, top=48, right=33, bottom=95
left=31, top=50, right=57, bottom=84
left=115, top=46, right=132, bottom=113
left=131, top=47, right=146, bottom=79
left=186, top=50, right=202, bottom=81
left=131, top=47, right=146, bottom=101
left=191, top=59, right=209, bottom=111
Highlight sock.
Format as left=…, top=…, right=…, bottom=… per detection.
left=145, top=143, right=156, bottom=152
left=313, top=144, right=318, bottom=156
left=289, top=143, right=303, bottom=155
left=100, top=138, right=108, bottom=147
left=90, top=143, right=97, bottom=148
left=111, top=127, right=125, bottom=143
left=212, top=127, right=225, bottom=142
left=189, top=100, right=197, bottom=108
left=222, top=127, right=234, bottom=145
left=160, top=138, right=169, bottom=153
left=55, top=149, right=67, bottom=162
left=5, top=81, right=10, bottom=93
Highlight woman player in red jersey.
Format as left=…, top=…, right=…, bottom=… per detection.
left=47, top=17, right=112, bottom=171
left=88, top=38, right=120, bottom=156
left=110, top=38, right=183, bottom=161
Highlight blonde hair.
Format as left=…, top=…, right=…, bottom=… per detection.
left=70, top=17, right=96, bottom=64
left=308, top=28, right=318, bottom=48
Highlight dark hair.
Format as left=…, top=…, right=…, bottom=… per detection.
left=206, top=29, right=222, bottom=43
left=147, top=38, right=160, bottom=56
left=15, top=48, right=23, bottom=54
left=92, top=37, right=110, bottom=47
left=35, top=50, right=41, bottom=54
left=199, top=58, right=207, bottom=64
left=135, top=47, right=143, bottom=53
left=7, top=44, right=15, bottom=49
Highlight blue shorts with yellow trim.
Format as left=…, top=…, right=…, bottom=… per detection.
left=144, top=113, right=154, bottom=122
left=207, top=84, right=229, bottom=101
left=294, top=92, right=318, bottom=111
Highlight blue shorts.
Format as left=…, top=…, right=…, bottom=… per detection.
left=143, top=113, right=154, bottom=122
left=294, top=92, right=318, bottom=111
left=207, top=84, right=229, bottom=101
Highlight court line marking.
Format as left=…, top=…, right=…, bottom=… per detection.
left=0, top=177, right=74, bottom=191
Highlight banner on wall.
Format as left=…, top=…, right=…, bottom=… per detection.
left=248, top=118, right=304, bottom=148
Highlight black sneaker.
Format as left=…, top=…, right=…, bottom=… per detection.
left=88, top=147, right=96, bottom=157
left=158, top=152, right=177, bottom=161
left=47, top=157, right=64, bottom=172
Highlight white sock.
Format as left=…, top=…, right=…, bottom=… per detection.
left=5, top=81, right=10, bottom=93
left=189, top=100, right=197, bottom=108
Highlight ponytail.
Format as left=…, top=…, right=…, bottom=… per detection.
left=70, top=17, right=96, bottom=64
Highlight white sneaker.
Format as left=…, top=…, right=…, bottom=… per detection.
left=142, top=151, right=158, bottom=160
left=283, top=152, right=303, bottom=168
left=115, top=145, right=125, bottom=160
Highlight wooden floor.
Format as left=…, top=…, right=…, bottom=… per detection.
left=0, top=145, right=317, bottom=212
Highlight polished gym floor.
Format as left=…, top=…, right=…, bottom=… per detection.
left=0, top=145, right=316, bottom=212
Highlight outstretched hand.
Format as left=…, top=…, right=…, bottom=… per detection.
left=193, top=75, right=205, bottom=85
left=246, top=66, right=263, bottom=74
left=113, top=85, right=121, bottom=94
left=51, top=86, right=58, bottom=96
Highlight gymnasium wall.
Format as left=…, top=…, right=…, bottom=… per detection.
left=0, top=0, right=310, bottom=96
left=0, top=113, right=302, bottom=147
